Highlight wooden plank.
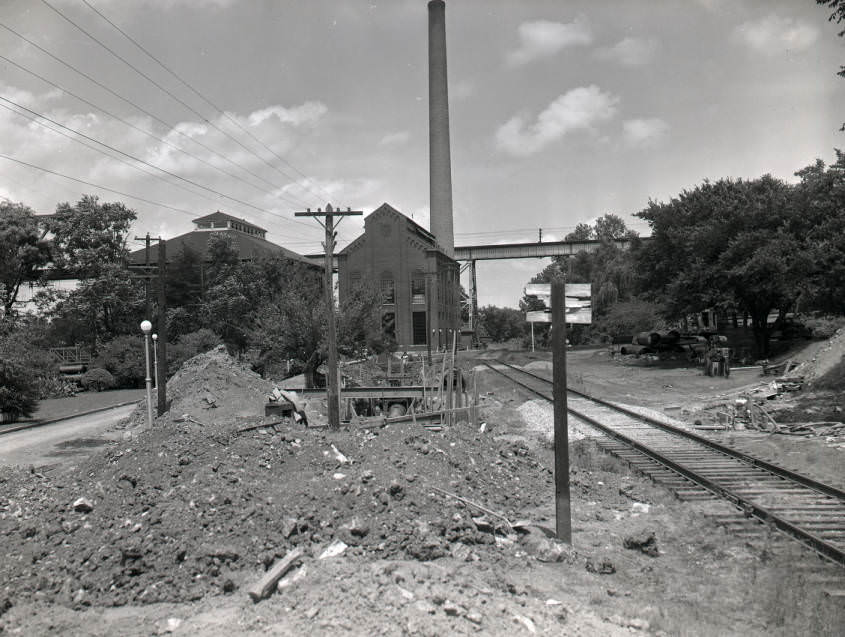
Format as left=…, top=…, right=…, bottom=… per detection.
left=247, top=547, right=304, bottom=602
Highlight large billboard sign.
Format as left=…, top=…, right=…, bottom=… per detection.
left=524, top=283, right=592, bottom=324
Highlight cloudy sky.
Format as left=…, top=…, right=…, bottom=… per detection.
left=1, top=0, right=842, bottom=307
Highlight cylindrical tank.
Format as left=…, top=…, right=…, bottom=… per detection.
left=635, top=332, right=661, bottom=347
left=387, top=403, right=407, bottom=418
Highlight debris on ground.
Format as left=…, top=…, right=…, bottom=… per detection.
left=623, top=530, right=660, bottom=557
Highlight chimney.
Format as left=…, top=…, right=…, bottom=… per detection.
left=428, top=0, right=454, bottom=257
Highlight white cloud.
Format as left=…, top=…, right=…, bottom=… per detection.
left=596, top=37, right=659, bottom=66
left=0, top=81, right=332, bottom=230
left=735, top=15, right=819, bottom=55
left=506, top=18, right=592, bottom=67
left=246, top=102, right=327, bottom=128
left=623, top=118, right=669, bottom=147
left=278, top=177, right=382, bottom=207
left=379, top=131, right=410, bottom=146
left=495, top=85, right=619, bottom=156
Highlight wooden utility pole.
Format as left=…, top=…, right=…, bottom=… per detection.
left=551, top=279, right=572, bottom=544
left=295, top=204, right=362, bottom=428
left=129, top=235, right=168, bottom=417
left=156, top=239, right=167, bottom=416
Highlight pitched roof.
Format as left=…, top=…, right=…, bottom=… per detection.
left=127, top=228, right=316, bottom=267
left=338, top=202, right=436, bottom=255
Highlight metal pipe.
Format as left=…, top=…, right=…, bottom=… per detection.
left=152, top=333, right=159, bottom=389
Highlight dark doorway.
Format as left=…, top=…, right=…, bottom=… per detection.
left=412, top=311, right=427, bottom=345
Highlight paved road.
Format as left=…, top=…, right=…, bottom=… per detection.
left=0, top=404, right=138, bottom=468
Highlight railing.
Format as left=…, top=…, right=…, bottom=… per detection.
left=49, top=346, right=92, bottom=365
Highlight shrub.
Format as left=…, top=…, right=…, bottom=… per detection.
left=0, top=357, right=38, bottom=420
left=80, top=367, right=115, bottom=392
left=0, top=332, right=62, bottom=400
left=594, top=300, right=667, bottom=342
left=799, top=315, right=845, bottom=340
left=94, top=335, right=147, bottom=388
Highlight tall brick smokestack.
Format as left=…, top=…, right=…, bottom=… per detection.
left=428, top=0, right=454, bottom=257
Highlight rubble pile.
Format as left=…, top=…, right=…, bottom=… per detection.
left=0, top=348, right=558, bottom=614
left=796, top=327, right=845, bottom=385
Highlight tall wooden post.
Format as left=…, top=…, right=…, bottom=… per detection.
left=156, top=239, right=167, bottom=416
left=551, top=279, right=572, bottom=544
left=295, top=204, right=362, bottom=429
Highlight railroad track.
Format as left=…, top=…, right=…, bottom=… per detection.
left=481, top=360, right=845, bottom=569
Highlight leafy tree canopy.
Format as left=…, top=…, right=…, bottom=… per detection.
left=0, top=201, right=51, bottom=320
left=48, top=195, right=136, bottom=277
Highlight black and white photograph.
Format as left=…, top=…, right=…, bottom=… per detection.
left=0, top=0, right=843, bottom=634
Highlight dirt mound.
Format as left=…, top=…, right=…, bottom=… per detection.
left=166, top=346, right=274, bottom=427
left=0, top=345, right=560, bottom=627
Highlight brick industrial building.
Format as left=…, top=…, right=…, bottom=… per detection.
left=337, top=203, right=460, bottom=350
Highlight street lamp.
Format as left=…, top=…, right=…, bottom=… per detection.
left=152, top=334, right=159, bottom=389
left=140, top=320, right=153, bottom=428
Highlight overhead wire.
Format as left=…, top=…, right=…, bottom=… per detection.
left=0, top=19, right=357, bottom=242
left=0, top=152, right=204, bottom=217
left=40, top=0, right=325, bottom=207
left=0, top=95, right=288, bottom=220
left=0, top=96, right=323, bottom=239
left=0, top=100, right=319, bottom=241
left=0, top=22, right=309, bottom=207
left=0, top=51, right=304, bottom=207
left=80, top=0, right=337, bottom=206
left=0, top=100, right=224, bottom=206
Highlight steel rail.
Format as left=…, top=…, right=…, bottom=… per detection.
left=492, top=360, right=845, bottom=501
left=481, top=360, right=845, bottom=568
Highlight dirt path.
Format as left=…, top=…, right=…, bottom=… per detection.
left=0, top=404, right=137, bottom=467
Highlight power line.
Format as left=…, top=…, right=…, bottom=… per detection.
left=0, top=20, right=357, bottom=243
left=0, top=52, right=300, bottom=206
left=0, top=152, right=202, bottom=216
left=0, top=21, right=310, bottom=207
left=80, top=0, right=336, bottom=206
left=0, top=101, right=313, bottom=238
left=0, top=95, right=284, bottom=219
left=0, top=101, right=222, bottom=207
left=0, top=95, right=328, bottom=239
left=40, top=0, right=323, bottom=204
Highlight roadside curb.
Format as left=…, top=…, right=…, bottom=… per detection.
left=0, top=400, right=142, bottom=436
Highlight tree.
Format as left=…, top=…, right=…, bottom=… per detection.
left=594, top=213, right=635, bottom=243
left=791, top=153, right=845, bottom=313
left=45, top=196, right=141, bottom=351
left=478, top=305, right=525, bottom=342
left=0, top=202, right=51, bottom=321
left=250, top=284, right=326, bottom=385
left=336, top=283, right=392, bottom=357
left=204, top=232, right=240, bottom=286
left=166, top=244, right=204, bottom=311
left=49, top=263, right=144, bottom=348
left=565, top=223, right=594, bottom=241
left=817, top=0, right=845, bottom=129
left=636, top=175, right=805, bottom=356
left=47, top=195, right=135, bottom=277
